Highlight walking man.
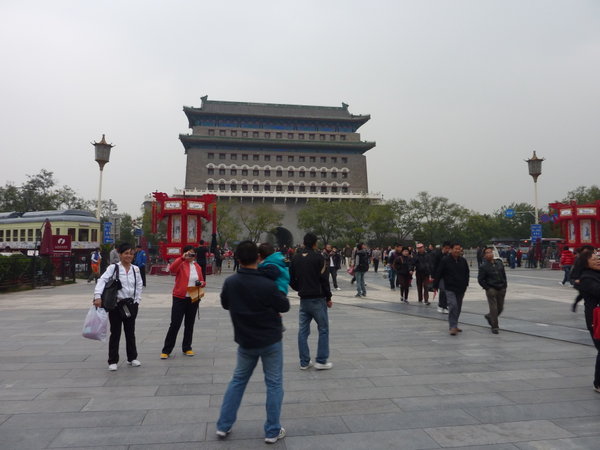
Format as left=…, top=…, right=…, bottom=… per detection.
left=414, top=243, right=431, bottom=305
left=323, top=244, right=341, bottom=291
left=434, top=243, right=470, bottom=336
left=216, top=241, right=289, bottom=444
left=431, top=241, right=451, bottom=313
left=290, top=233, right=333, bottom=370
left=195, top=240, right=209, bottom=280
left=371, top=247, right=382, bottom=273
left=477, top=246, right=507, bottom=334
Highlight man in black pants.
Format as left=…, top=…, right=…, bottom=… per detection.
left=431, top=241, right=451, bottom=314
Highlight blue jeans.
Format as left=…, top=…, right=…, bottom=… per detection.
left=217, top=340, right=283, bottom=438
left=355, top=271, right=366, bottom=295
left=562, top=266, right=572, bottom=285
left=298, top=298, right=329, bottom=366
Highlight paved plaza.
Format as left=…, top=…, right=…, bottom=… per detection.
left=1, top=265, right=599, bottom=449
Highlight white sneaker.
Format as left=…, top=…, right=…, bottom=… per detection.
left=216, top=429, right=231, bottom=439
left=265, top=427, right=286, bottom=444
left=108, top=364, right=118, bottom=371
left=437, top=307, right=444, bottom=313
left=314, top=361, right=333, bottom=370
left=558, top=281, right=564, bottom=286
left=443, top=308, right=449, bottom=314
left=335, top=287, right=341, bottom=291
left=127, top=360, right=141, bottom=367
left=300, top=360, right=314, bottom=370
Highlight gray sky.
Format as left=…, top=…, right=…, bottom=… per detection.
left=1, top=0, right=599, bottom=217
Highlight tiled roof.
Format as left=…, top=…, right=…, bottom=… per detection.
left=184, top=97, right=369, bottom=121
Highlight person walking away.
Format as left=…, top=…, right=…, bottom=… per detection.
left=93, top=242, right=143, bottom=370
left=387, top=243, right=402, bottom=290
left=371, top=247, right=382, bottom=273
left=289, top=233, right=333, bottom=370
left=88, top=247, right=102, bottom=283
left=431, top=241, right=451, bottom=313
left=477, top=247, right=507, bottom=334
left=434, top=243, right=469, bottom=336
left=414, top=243, right=431, bottom=305
left=353, top=243, right=369, bottom=297
left=160, top=246, right=205, bottom=359
left=476, top=246, right=483, bottom=268
left=560, top=247, right=575, bottom=286
left=323, top=244, right=341, bottom=291
left=214, top=245, right=223, bottom=275
left=343, top=244, right=353, bottom=267
left=572, top=249, right=600, bottom=394
left=216, top=241, right=289, bottom=443
left=196, top=239, right=209, bottom=279
left=516, top=249, right=523, bottom=268
left=134, top=245, right=147, bottom=287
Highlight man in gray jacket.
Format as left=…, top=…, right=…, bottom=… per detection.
left=477, top=246, right=507, bottom=334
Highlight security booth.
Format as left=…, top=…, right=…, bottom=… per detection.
left=549, top=201, right=600, bottom=250
left=151, top=192, right=218, bottom=274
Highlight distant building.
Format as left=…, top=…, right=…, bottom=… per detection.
left=0, top=210, right=100, bottom=252
left=179, top=96, right=379, bottom=245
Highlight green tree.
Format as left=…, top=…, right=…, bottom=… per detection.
left=339, top=199, right=373, bottom=244
left=366, top=202, right=395, bottom=247
left=411, top=192, right=469, bottom=245
left=561, top=185, right=600, bottom=204
left=389, top=199, right=422, bottom=242
left=297, top=200, right=346, bottom=244
left=216, top=199, right=242, bottom=246
left=239, top=203, right=283, bottom=243
left=118, top=214, right=134, bottom=245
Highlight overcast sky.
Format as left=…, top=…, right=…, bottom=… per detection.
left=1, top=0, right=599, bottom=217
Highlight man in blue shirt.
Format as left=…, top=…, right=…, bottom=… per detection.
left=133, top=245, right=147, bottom=287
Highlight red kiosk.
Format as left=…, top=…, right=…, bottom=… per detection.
left=549, top=201, right=600, bottom=249
left=151, top=192, right=218, bottom=274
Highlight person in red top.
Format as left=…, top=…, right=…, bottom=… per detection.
left=160, top=245, right=206, bottom=359
left=560, top=247, right=575, bottom=286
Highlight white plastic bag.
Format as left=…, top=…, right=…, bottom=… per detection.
left=82, top=306, right=108, bottom=342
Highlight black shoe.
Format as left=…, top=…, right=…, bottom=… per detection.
left=492, top=329, right=499, bottom=334
left=484, top=315, right=492, bottom=327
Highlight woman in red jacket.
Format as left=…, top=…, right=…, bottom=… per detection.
left=560, top=248, right=575, bottom=286
left=160, top=245, right=206, bottom=359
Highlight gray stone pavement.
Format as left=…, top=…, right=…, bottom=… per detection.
left=1, top=266, right=599, bottom=449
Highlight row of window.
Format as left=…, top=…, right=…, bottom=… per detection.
left=207, top=168, right=348, bottom=178
left=0, top=228, right=98, bottom=243
left=208, top=153, right=348, bottom=163
left=208, top=129, right=348, bottom=141
left=206, top=183, right=349, bottom=194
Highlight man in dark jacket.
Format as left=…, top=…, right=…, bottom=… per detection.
left=434, top=243, right=470, bottom=336
left=290, top=232, right=333, bottom=370
left=477, top=247, right=507, bottom=334
left=431, top=241, right=451, bottom=313
left=414, top=243, right=431, bottom=305
left=323, top=244, right=342, bottom=291
left=216, top=241, right=290, bottom=444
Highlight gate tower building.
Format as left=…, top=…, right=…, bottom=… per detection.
left=179, top=96, right=378, bottom=246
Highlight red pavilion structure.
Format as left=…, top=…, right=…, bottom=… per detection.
left=151, top=191, right=218, bottom=262
left=549, top=201, right=600, bottom=249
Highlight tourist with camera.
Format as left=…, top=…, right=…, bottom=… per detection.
left=160, top=245, right=206, bottom=359
left=93, top=242, right=143, bottom=371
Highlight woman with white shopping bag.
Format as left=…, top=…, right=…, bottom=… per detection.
left=93, top=242, right=143, bottom=371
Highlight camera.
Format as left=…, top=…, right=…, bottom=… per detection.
left=195, top=280, right=202, bottom=287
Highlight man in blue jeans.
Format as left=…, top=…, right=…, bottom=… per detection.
left=290, top=232, right=333, bottom=370
left=216, top=241, right=290, bottom=444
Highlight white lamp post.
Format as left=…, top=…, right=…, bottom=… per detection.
left=92, top=134, right=115, bottom=220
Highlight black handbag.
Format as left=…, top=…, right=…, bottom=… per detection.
left=101, top=264, right=122, bottom=311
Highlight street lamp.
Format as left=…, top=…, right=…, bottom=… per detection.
left=525, top=150, right=544, bottom=224
left=92, top=134, right=115, bottom=220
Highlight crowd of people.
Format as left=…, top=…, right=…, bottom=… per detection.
left=90, top=235, right=600, bottom=444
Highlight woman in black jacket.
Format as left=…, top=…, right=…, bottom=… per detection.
left=574, top=249, right=600, bottom=393
left=393, top=247, right=414, bottom=304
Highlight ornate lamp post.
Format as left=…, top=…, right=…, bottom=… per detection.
left=526, top=150, right=544, bottom=224
left=92, top=134, right=115, bottom=220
